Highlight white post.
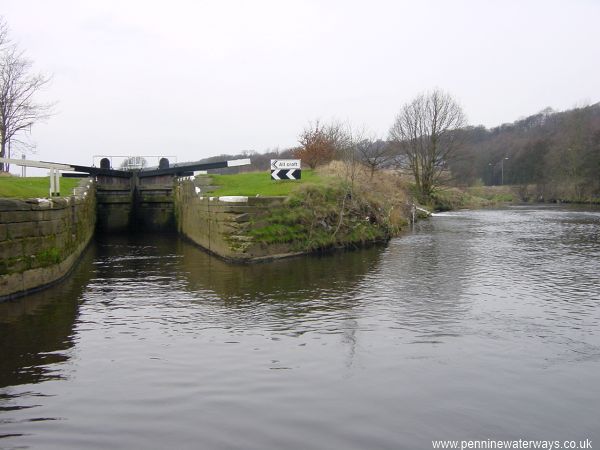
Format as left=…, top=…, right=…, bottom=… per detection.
left=48, top=168, right=61, bottom=196
left=501, top=157, right=509, bottom=185
left=54, top=169, right=60, bottom=196
left=21, top=154, right=26, bottom=177
left=49, top=169, right=55, bottom=196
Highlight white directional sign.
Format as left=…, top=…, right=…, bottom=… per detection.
left=271, top=159, right=301, bottom=170
left=271, top=159, right=301, bottom=180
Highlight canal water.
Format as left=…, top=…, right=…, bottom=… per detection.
left=1, top=205, right=599, bottom=449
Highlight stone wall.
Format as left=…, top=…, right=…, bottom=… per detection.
left=175, top=180, right=293, bottom=261
left=0, top=179, right=96, bottom=300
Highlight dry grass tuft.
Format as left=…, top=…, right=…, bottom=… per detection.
left=317, top=160, right=411, bottom=230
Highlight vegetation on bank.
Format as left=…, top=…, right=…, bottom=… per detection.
left=428, top=183, right=599, bottom=211
left=0, top=176, right=80, bottom=198
left=243, top=162, right=411, bottom=252
left=427, top=185, right=515, bottom=211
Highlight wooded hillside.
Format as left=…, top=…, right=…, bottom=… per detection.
left=450, top=103, right=600, bottom=201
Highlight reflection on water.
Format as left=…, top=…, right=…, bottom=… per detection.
left=0, top=247, right=96, bottom=388
left=1, top=205, right=599, bottom=449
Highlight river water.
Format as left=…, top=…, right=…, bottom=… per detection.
left=1, top=205, right=599, bottom=449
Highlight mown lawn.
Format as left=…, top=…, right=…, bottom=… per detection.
left=0, top=176, right=81, bottom=198
left=210, top=170, right=328, bottom=196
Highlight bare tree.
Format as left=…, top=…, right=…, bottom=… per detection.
left=389, top=89, right=466, bottom=200
left=356, top=138, right=396, bottom=179
left=337, top=123, right=363, bottom=189
left=294, top=119, right=350, bottom=169
left=0, top=19, right=8, bottom=50
left=0, top=17, right=53, bottom=172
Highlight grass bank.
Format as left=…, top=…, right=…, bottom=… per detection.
left=0, top=176, right=80, bottom=198
left=210, top=169, right=326, bottom=196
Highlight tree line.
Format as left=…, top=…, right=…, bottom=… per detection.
left=449, top=104, right=600, bottom=201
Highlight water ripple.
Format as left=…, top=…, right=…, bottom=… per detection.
left=1, top=205, right=600, bottom=448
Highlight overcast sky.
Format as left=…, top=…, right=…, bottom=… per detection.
left=2, top=0, right=599, bottom=172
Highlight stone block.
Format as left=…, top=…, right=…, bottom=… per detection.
left=21, top=236, right=53, bottom=256
left=0, top=210, right=33, bottom=224
left=51, top=198, right=69, bottom=208
left=0, top=239, right=23, bottom=259
left=233, top=213, right=251, bottom=223
left=25, top=198, right=54, bottom=210
left=210, top=205, right=262, bottom=214
left=8, top=258, right=30, bottom=273
left=37, top=219, right=64, bottom=237
left=247, top=196, right=287, bottom=206
left=38, top=209, right=68, bottom=221
left=0, top=199, right=31, bottom=212
left=6, top=221, right=38, bottom=239
left=52, top=231, right=72, bottom=249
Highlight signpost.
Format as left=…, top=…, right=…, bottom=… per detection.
left=271, top=159, right=301, bottom=180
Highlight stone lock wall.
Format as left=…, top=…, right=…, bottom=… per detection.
left=175, top=180, right=293, bottom=261
left=0, top=179, right=96, bottom=300
left=96, top=175, right=175, bottom=232
left=95, top=177, right=133, bottom=233
left=134, top=185, right=175, bottom=232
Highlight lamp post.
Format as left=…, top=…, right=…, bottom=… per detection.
left=501, top=157, right=509, bottom=185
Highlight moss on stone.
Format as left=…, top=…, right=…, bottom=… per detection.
left=34, top=247, right=63, bottom=266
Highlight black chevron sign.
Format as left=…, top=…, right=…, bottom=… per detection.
left=271, top=169, right=301, bottom=180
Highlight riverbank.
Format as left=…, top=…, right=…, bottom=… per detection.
left=428, top=185, right=515, bottom=211
left=178, top=163, right=413, bottom=262
left=429, top=183, right=600, bottom=212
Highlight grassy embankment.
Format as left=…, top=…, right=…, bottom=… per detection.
left=210, top=164, right=411, bottom=252
left=429, top=185, right=515, bottom=211
left=427, top=183, right=600, bottom=211
left=210, top=170, right=326, bottom=196
left=0, top=176, right=80, bottom=198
